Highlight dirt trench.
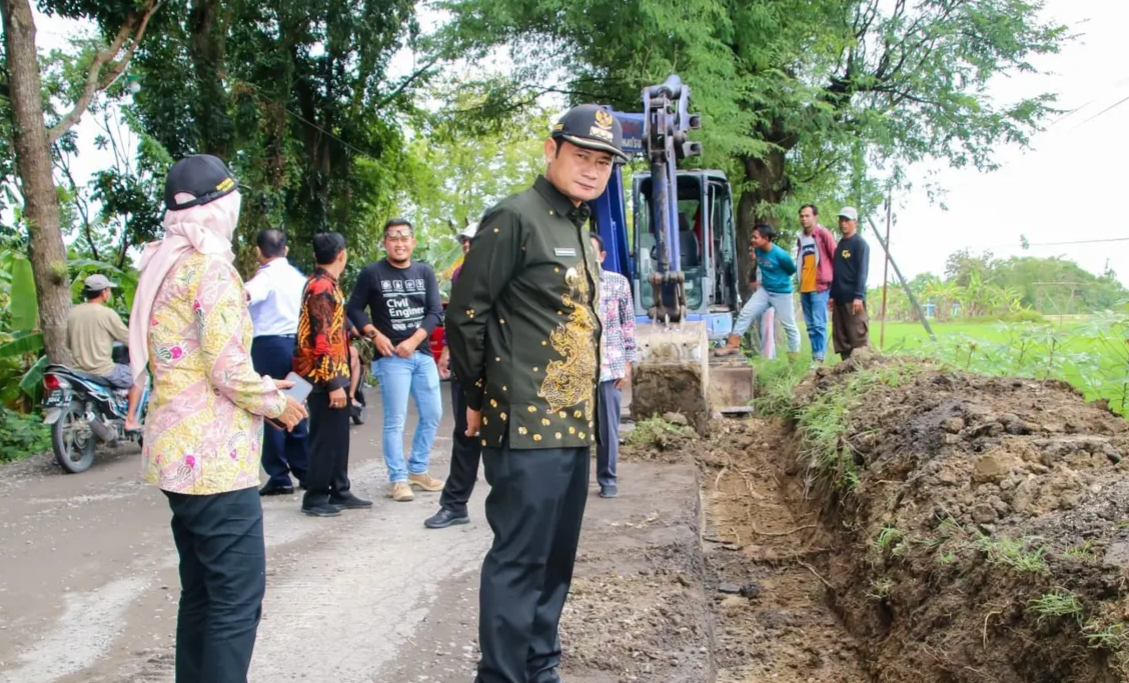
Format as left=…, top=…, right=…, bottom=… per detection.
left=622, top=417, right=873, bottom=683
left=620, top=351, right=1129, bottom=683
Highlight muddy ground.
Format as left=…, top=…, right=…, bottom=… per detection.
left=622, top=350, right=1129, bottom=683
left=5, top=352, right=1129, bottom=683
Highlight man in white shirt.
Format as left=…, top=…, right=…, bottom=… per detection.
left=246, top=228, right=311, bottom=496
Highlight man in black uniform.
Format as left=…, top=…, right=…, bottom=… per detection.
left=446, top=104, right=627, bottom=683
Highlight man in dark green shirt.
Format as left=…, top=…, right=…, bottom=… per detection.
left=446, top=104, right=626, bottom=683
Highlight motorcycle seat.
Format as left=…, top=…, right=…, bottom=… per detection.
left=47, top=364, right=115, bottom=388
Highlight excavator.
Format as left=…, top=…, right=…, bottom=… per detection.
left=591, top=75, right=754, bottom=428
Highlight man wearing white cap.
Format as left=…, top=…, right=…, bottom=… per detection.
left=426, top=222, right=483, bottom=528
left=829, top=206, right=871, bottom=359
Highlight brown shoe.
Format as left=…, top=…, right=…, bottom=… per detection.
left=409, top=472, right=445, bottom=492
left=391, top=481, right=414, bottom=502
left=714, top=333, right=742, bottom=357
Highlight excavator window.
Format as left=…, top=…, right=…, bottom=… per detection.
left=633, top=176, right=705, bottom=314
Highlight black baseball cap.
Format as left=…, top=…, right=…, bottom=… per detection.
left=551, top=104, right=629, bottom=162
left=164, top=154, right=240, bottom=211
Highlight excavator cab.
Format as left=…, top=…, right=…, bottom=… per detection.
left=632, top=170, right=740, bottom=339
left=592, top=75, right=756, bottom=427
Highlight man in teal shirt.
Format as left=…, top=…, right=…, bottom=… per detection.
left=716, top=224, right=802, bottom=361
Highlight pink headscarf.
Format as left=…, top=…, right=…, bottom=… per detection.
left=128, top=191, right=242, bottom=386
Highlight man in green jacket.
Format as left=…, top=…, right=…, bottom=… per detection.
left=446, top=104, right=625, bottom=683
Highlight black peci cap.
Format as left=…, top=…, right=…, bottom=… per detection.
left=551, top=104, right=629, bottom=162
left=164, top=154, right=240, bottom=211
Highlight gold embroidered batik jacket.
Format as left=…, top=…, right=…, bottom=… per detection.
left=447, top=175, right=603, bottom=450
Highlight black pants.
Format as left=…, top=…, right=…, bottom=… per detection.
left=304, top=391, right=351, bottom=506
left=476, top=441, right=590, bottom=683
left=438, top=379, right=483, bottom=516
left=164, top=487, right=266, bottom=683
left=250, top=335, right=309, bottom=487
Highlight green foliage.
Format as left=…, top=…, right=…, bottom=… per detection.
left=101, top=0, right=425, bottom=271
left=8, top=254, right=38, bottom=330
left=791, top=363, right=923, bottom=494
left=438, top=0, right=1070, bottom=269
left=0, top=407, right=51, bottom=462
left=628, top=415, right=697, bottom=449
left=875, top=526, right=903, bottom=549
left=875, top=252, right=1129, bottom=323
left=887, top=310, right=1129, bottom=418
left=1028, top=591, right=1084, bottom=626
left=753, top=356, right=808, bottom=417
left=866, top=577, right=893, bottom=600
left=1062, top=541, right=1095, bottom=560
left=976, top=534, right=1049, bottom=574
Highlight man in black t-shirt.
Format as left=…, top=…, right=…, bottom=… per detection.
left=347, top=219, right=446, bottom=502
left=828, top=206, right=871, bottom=360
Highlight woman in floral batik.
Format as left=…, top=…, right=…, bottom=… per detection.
left=127, top=154, right=306, bottom=683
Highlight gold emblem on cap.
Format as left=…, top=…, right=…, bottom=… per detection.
left=594, top=109, right=613, bottom=130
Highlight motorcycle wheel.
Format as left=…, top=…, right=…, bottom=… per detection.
left=53, top=400, right=97, bottom=474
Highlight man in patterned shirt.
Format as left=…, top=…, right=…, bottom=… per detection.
left=589, top=232, right=636, bottom=499
left=294, top=232, right=372, bottom=517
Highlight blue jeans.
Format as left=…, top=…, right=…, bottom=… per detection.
left=374, top=351, right=442, bottom=483
left=800, top=290, right=831, bottom=361
left=733, top=287, right=801, bottom=353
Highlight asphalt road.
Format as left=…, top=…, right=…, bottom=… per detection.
left=0, top=387, right=496, bottom=683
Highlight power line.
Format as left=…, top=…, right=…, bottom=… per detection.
left=1002, top=236, right=1129, bottom=249
left=1071, top=93, right=1129, bottom=129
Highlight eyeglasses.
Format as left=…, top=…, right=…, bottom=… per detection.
left=385, top=231, right=413, bottom=242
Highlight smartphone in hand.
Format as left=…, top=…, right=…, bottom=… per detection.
left=267, top=372, right=312, bottom=431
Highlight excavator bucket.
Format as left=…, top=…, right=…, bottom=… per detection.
left=628, top=321, right=755, bottom=432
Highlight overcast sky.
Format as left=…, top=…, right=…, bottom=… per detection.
left=32, top=1, right=1128, bottom=284
left=890, top=0, right=1129, bottom=284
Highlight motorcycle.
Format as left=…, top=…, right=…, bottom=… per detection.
left=41, top=344, right=148, bottom=474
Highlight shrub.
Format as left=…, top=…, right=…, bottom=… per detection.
left=0, top=407, right=51, bottom=463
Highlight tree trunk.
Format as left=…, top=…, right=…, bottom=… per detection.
left=189, top=0, right=231, bottom=157
left=1, top=0, right=73, bottom=364
left=736, top=148, right=788, bottom=286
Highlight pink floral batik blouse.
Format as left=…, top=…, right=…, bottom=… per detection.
left=142, top=251, right=288, bottom=495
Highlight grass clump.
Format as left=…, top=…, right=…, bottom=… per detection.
left=1028, top=590, right=1084, bottom=625
left=628, top=415, right=696, bottom=449
left=1062, top=541, right=1095, bottom=560
left=866, top=577, right=894, bottom=600
left=876, top=526, right=903, bottom=549
left=977, top=535, right=1049, bottom=573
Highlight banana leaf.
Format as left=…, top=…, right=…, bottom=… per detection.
left=0, top=331, right=44, bottom=359
left=10, top=256, right=37, bottom=331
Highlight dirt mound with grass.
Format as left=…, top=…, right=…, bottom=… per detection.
left=798, top=351, right=1129, bottom=682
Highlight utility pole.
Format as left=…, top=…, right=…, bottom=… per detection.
left=879, top=191, right=892, bottom=348
left=866, top=217, right=936, bottom=342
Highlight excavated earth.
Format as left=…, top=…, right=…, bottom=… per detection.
left=617, top=351, right=1129, bottom=683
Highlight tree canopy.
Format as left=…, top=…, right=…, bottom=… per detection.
left=437, top=0, right=1069, bottom=280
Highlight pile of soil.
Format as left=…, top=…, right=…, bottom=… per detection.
left=801, top=352, right=1129, bottom=682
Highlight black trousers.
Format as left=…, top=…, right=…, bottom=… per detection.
left=475, top=441, right=590, bottom=683
left=164, top=487, right=266, bottom=683
left=250, top=335, right=309, bottom=487
left=304, top=391, right=351, bottom=506
left=438, top=379, right=483, bottom=516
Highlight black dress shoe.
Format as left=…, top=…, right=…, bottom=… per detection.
left=424, top=507, right=470, bottom=529
left=260, top=483, right=294, bottom=496
left=301, top=502, right=342, bottom=517
left=329, top=492, right=373, bottom=509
